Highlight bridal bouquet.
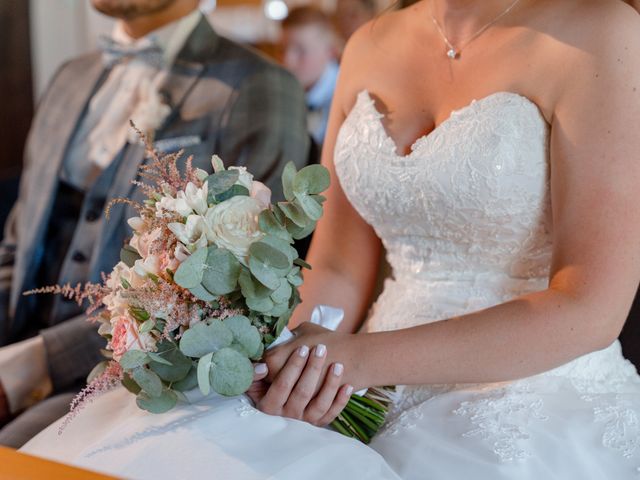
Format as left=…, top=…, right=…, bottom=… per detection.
left=26, top=127, right=392, bottom=443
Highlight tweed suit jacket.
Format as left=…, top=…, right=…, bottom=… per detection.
left=0, top=15, right=311, bottom=394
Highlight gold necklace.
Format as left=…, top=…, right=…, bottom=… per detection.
left=430, top=0, right=522, bottom=59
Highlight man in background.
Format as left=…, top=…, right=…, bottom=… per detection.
left=0, top=0, right=310, bottom=448
left=281, top=7, right=340, bottom=148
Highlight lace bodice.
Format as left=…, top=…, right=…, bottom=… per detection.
left=335, top=90, right=554, bottom=332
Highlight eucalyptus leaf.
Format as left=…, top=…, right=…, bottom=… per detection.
left=206, top=170, right=240, bottom=201
left=188, top=284, right=218, bottom=302
left=295, top=193, right=323, bottom=221
left=148, top=352, right=173, bottom=366
left=210, top=347, right=254, bottom=396
left=120, top=350, right=150, bottom=370
left=246, top=293, right=275, bottom=313
left=136, top=389, right=178, bottom=414
left=248, top=256, right=280, bottom=290
left=292, top=164, right=330, bottom=195
left=132, top=367, right=163, bottom=397
left=172, top=367, right=198, bottom=392
left=275, top=310, right=293, bottom=337
left=249, top=241, right=290, bottom=270
left=278, top=202, right=309, bottom=228
left=139, top=319, right=155, bottom=334
left=267, top=301, right=290, bottom=318
left=238, top=268, right=273, bottom=300
left=281, top=161, right=297, bottom=202
left=260, top=235, right=297, bottom=266
left=174, top=247, right=208, bottom=289
left=120, top=245, right=142, bottom=268
left=202, top=247, right=241, bottom=295
left=293, top=258, right=312, bottom=270
left=121, top=373, right=142, bottom=394
left=287, top=219, right=317, bottom=240
left=224, top=315, right=262, bottom=358
left=271, top=278, right=292, bottom=304
left=149, top=346, right=192, bottom=382
left=197, top=352, right=214, bottom=396
left=258, top=209, right=292, bottom=243
left=179, top=320, right=233, bottom=358
left=215, top=184, right=249, bottom=203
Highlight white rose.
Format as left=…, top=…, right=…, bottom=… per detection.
left=229, top=166, right=254, bottom=191
left=205, top=196, right=265, bottom=259
left=250, top=180, right=272, bottom=209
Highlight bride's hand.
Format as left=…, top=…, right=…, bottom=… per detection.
left=246, top=324, right=355, bottom=426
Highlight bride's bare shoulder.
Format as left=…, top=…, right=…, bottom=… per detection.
left=334, top=5, right=423, bottom=112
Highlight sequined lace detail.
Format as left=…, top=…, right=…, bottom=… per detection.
left=334, top=89, right=640, bottom=464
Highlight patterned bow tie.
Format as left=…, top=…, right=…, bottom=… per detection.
left=98, top=36, right=164, bottom=68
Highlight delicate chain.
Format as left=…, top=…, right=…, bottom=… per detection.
left=429, top=0, right=522, bottom=59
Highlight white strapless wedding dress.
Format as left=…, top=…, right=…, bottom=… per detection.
left=23, top=90, right=640, bottom=479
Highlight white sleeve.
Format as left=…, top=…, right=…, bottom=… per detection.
left=0, top=336, right=53, bottom=413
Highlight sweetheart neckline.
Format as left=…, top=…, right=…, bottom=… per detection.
left=356, top=89, right=547, bottom=160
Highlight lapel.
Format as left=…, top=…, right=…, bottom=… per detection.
left=10, top=55, right=107, bottom=312
left=95, top=15, right=220, bottom=259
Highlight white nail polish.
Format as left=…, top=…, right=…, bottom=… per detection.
left=333, top=363, right=344, bottom=376
left=315, top=344, right=327, bottom=358
left=345, top=385, right=354, bottom=396
left=254, top=363, right=268, bottom=375
left=298, top=345, right=309, bottom=357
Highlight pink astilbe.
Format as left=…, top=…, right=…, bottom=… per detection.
left=23, top=282, right=109, bottom=317
left=58, top=361, right=123, bottom=435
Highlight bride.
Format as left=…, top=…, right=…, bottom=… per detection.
left=23, top=0, right=640, bottom=478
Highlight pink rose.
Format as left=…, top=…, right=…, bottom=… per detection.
left=109, top=315, right=155, bottom=361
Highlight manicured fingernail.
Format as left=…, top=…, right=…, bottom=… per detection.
left=315, top=344, right=326, bottom=358
left=298, top=345, right=309, bottom=357
left=345, top=385, right=354, bottom=396
left=333, top=363, right=344, bottom=376
left=254, top=363, right=268, bottom=375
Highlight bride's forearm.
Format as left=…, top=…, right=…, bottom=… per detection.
left=353, top=288, right=624, bottom=389
left=289, top=266, right=373, bottom=333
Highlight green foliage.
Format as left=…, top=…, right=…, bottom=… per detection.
left=202, top=247, right=241, bottom=295
left=206, top=170, right=240, bottom=203
left=179, top=320, right=233, bottom=358
left=120, top=245, right=141, bottom=268
left=120, top=350, right=150, bottom=370
left=136, top=389, right=178, bottom=414
left=132, top=367, right=163, bottom=397
left=215, top=184, right=249, bottom=203
left=173, top=247, right=208, bottom=289
left=209, top=347, right=254, bottom=396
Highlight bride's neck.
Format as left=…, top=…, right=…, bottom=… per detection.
left=429, top=0, right=520, bottom=39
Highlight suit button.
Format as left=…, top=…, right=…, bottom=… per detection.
left=85, top=210, right=100, bottom=222
left=71, top=251, right=87, bottom=262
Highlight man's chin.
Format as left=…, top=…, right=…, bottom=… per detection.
left=91, top=0, right=176, bottom=19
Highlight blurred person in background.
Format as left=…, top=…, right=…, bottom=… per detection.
left=0, top=0, right=310, bottom=448
left=281, top=7, right=340, bottom=148
left=334, top=0, right=377, bottom=41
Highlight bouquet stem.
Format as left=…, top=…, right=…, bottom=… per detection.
left=330, top=386, right=396, bottom=444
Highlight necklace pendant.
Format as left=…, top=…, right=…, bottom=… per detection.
left=446, top=48, right=457, bottom=59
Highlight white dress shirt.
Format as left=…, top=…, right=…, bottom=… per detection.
left=0, top=10, right=201, bottom=414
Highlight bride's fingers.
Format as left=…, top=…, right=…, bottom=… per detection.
left=258, top=345, right=310, bottom=415
left=283, top=345, right=328, bottom=418
left=315, top=384, right=354, bottom=427
left=304, top=362, right=344, bottom=425
left=252, top=363, right=268, bottom=382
